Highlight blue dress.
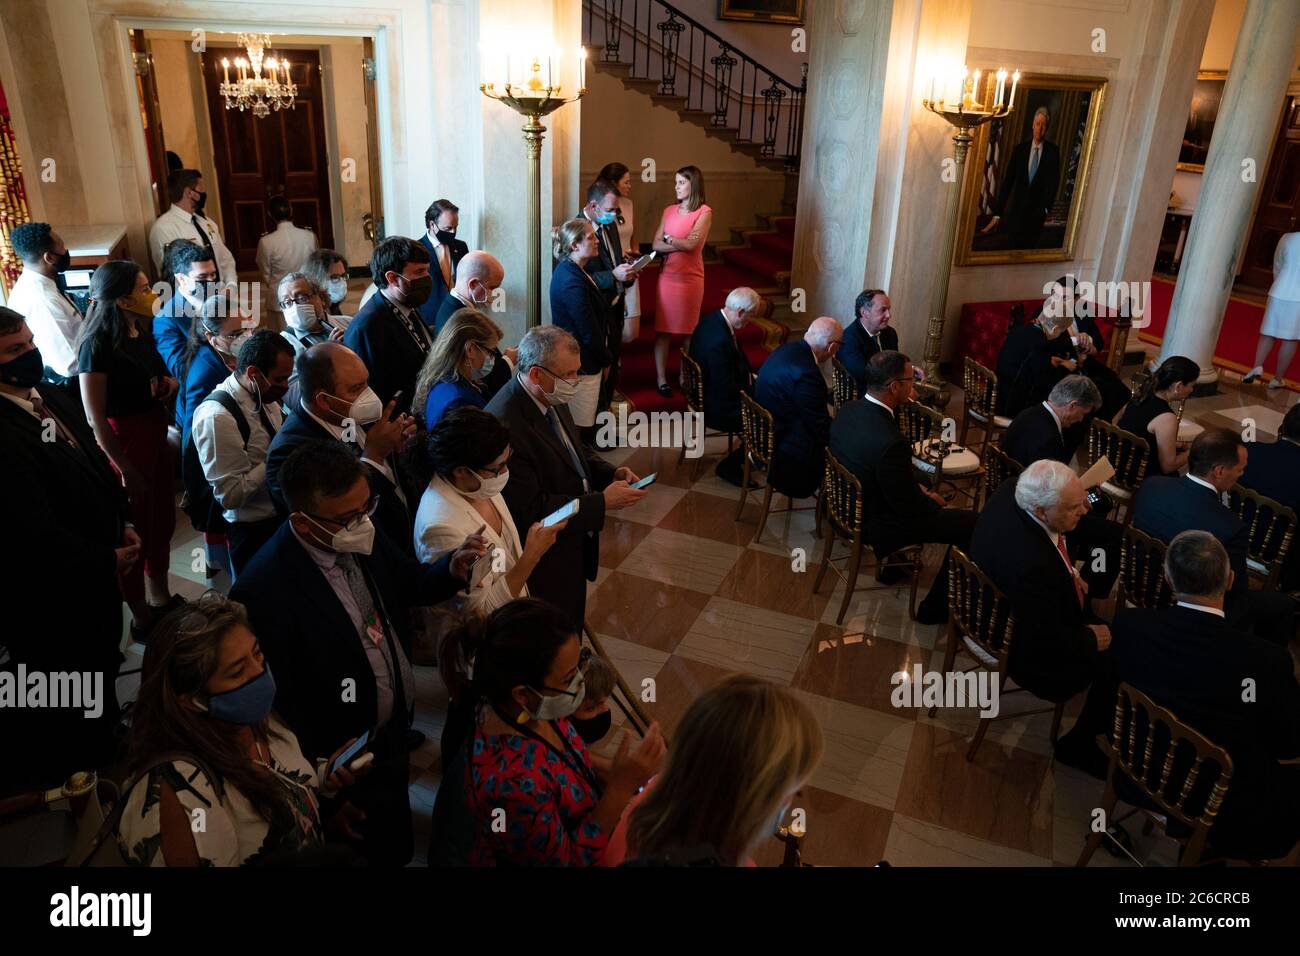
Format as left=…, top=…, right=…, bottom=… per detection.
left=424, top=376, right=486, bottom=430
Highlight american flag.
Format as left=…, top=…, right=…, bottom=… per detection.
left=979, top=120, right=1001, bottom=215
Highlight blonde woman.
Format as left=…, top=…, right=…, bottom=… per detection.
left=601, top=674, right=823, bottom=866
left=412, top=307, right=505, bottom=431
left=598, top=162, right=643, bottom=344
left=549, top=217, right=610, bottom=428
left=650, top=165, right=712, bottom=397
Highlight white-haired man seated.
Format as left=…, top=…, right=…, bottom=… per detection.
left=969, top=458, right=1116, bottom=777
left=689, top=286, right=762, bottom=485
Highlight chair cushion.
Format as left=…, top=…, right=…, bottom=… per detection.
left=1247, top=558, right=1268, bottom=575
left=993, top=415, right=1012, bottom=429
left=1100, top=479, right=1132, bottom=501
left=912, top=441, right=982, bottom=475
left=962, top=636, right=1000, bottom=667
left=967, top=409, right=989, bottom=423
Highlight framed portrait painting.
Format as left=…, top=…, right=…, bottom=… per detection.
left=719, top=0, right=805, bottom=25
left=1176, top=71, right=1227, bottom=172
left=956, top=72, right=1107, bottom=265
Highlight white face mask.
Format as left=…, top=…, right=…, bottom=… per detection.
left=301, top=512, right=375, bottom=555
left=459, top=467, right=508, bottom=500
left=285, top=302, right=323, bottom=333
left=213, top=329, right=251, bottom=361
left=326, top=386, right=383, bottom=426
left=326, top=277, right=348, bottom=304
left=544, top=374, right=579, bottom=406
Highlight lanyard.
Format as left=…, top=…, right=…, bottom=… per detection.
left=488, top=703, right=600, bottom=794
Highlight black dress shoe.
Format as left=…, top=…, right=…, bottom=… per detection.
left=406, top=729, right=427, bottom=751
left=914, top=601, right=948, bottom=625
left=657, top=383, right=673, bottom=398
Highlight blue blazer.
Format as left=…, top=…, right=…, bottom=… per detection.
left=153, top=292, right=194, bottom=380
left=1240, top=438, right=1300, bottom=590
left=229, top=522, right=462, bottom=761
left=177, top=345, right=230, bottom=442
left=424, top=377, right=486, bottom=431
left=752, top=340, right=831, bottom=499
left=550, top=258, right=612, bottom=375
left=417, top=233, right=469, bottom=330
left=1133, top=475, right=1249, bottom=599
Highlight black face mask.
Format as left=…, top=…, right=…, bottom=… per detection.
left=52, top=251, right=72, bottom=274
left=0, top=347, right=45, bottom=389
left=192, top=190, right=208, bottom=215
left=570, top=709, right=612, bottom=746
left=397, top=273, right=434, bottom=308
left=435, top=228, right=456, bottom=244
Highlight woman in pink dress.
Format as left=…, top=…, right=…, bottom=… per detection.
left=651, top=165, right=712, bottom=397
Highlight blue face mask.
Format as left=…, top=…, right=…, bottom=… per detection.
left=0, top=347, right=44, bottom=389
left=595, top=210, right=616, bottom=226
left=200, top=665, right=277, bottom=725
left=472, top=349, right=496, bottom=381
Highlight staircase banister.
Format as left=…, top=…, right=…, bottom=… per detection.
left=591, top=0, right=805, bottom=93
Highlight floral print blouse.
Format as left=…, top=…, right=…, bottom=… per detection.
left=464, top=715, right=607, bottom=866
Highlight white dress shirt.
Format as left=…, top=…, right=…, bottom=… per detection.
left=192, top=374, right=285, bottom=523
left=8, top=269, right=82, bottom=377
left=865, top=393, right=895, bottom=418
left=1175, top=600, right=1226, bottom=619
left=300, top=400, right=399, bottom=490
left=414, top=473, right=527, bottom=612
left=256, top=221, right=318, bottom=306
left=520, top=372, right=589, bottom=491
left=1042, top=400, right=1063, bottom=436
left=1186, top=473, right=1230, bottom=506
left=148, top=203, right=238, bottom=282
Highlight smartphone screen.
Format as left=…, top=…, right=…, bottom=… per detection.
left=631, top=472, right=658, bottom=490
left=330, top=730, right=370, bottom=776
left=469, top=545, right=496, bottom=589
left=542, top=499, right=579, bottom=527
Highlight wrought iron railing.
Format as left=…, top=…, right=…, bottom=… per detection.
left=584, top=0, right=808, bottom=171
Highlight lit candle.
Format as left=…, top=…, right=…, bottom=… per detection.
left=1009, top=70, right=1020, bottom=108
left=928, top=69, right=935, bottom=104
left=282, top=60, right=290, bottom=84
left=579, top=46, right=587, bottom=89
left=222, top=58, right=230, bottom=84
left=972, top=69, right=981, bottom=107
left=547, top=55, right=553, bottom=92
left=995, top=68, right=1007, bottom=108
left=506, top=51, right=512, bottom=89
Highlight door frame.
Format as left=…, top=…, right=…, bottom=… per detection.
left=111, top=14, right=393, bottom=273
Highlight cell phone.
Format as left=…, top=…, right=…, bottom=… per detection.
left=469, top=544, right=497, bottom=589
left=387, top=392, right=404, bottom=421
left=630, top=472, right=657, bottom=490
left=542, top=499, right=579, bottom=527
left=329, top=730, right=370, bottom=777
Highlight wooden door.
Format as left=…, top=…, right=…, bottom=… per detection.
left=129, top=30, right=169, bottom=218
left=201, top=47, right=334, bottom=272
left=1240, top=96, right=1300, bottom=291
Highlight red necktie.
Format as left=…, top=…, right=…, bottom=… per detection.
left=1056, top=533, right=1084, bottom=608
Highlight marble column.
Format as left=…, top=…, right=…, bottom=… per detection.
left=790, top=0, right=895, bottom=325
left=1159, top=0, right=1300, bottom=385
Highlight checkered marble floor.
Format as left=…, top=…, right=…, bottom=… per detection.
left=133, top=354, right=1295, bottom=867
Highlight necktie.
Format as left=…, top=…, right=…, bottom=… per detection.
left=29, top=392, right=78, bottom=448
left=1056, top=533, right=1084, bottom=608
left=339, top=553, right=412, bottom=726
left=190, top=215, right=221, bottom=282
left=1028, top=145, right=1040, bottom=183
left=546, top=406, right=588, bottom=488
left=437, top=244, right=453, bottom=290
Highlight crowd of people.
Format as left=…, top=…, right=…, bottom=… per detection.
left=3, top=158, right=1297, bottom=866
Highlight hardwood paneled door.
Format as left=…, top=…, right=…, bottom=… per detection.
left=201, top=47, right=334, bottom=272
left=1241, top=97, right=1300, bottom=292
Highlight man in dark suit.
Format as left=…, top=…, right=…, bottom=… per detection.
left=994, top=304, right=1075, bottom=417
left=753, top=317, right=842, bottom=500
left=231, top=440, right=482, bottom=865
left=829, top=350, right=978, bottom=624
left=970, top=459, right=1115, bottom=776
left=266, top=342, right=417, bottom=560
left=485, top=325, right=646, bottom=628
left=417, top=199, right=469, bottom=329
left=1133, top=427, right=1296, bottom=644
left=433, top=251, right=512, bottom=398
left=581, top=178, right=636, bottom=410
left=1001, top=374, right=1099, bottom=466
left=981, top=106, right=1062, bottom=248
left=153, top=240, right=218, bottom=381
left=1111, top=530, right=1300, bottom=860
left=690, top=286, right=760, bottom=485
left=1240, top=403, right=1300, bottom=592
left=343, top=236, right=434, bottom=415
left=837, top=289, right=900, bottom=398
left=0, top=311, right=136, bottom=791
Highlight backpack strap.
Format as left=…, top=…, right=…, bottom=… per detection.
left=202, top=388, right=251, bottom=447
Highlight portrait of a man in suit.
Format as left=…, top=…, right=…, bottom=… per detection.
left=980, top=106, right=1062, bottom=249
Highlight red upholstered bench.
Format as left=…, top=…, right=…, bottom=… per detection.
left=954, top=298, right=1117, bottom=374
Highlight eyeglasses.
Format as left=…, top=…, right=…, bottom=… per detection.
left=303, top=494, right=381, bottom=532
left=280, top=292, right=317, bottom=308
left=540, top=364, right=581, bottom=386
left=477, top=451, right=512, bottom=477
left=536, top=646, right=593, bottom=697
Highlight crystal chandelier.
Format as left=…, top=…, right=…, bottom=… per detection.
left=219, top=33, right=297, bottom=118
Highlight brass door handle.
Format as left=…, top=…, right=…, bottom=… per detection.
left=362, top=212, right=375, bottom=242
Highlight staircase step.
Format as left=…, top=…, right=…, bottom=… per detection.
left=749, top=231, right=794, bottom=257
left=720, top=245, right=792, bottom=285
left=772, top=216, right=796, bottom=237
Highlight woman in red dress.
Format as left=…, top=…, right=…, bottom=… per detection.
left=651, top=166, right=713, bottom=397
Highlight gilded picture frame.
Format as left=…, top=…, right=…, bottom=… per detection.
left=1176, top=70, right=1227, bottom=173
left=719, top=0, right=805, bottom=25
left=955, top=72, right=1107, bottom=266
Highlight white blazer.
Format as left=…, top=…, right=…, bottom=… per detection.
left=414, top=473, right=527, bottom=612
left=1268, top=232, right=1300, bottom=302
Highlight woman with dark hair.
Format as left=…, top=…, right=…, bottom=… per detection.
left=76, top=259, right=180, bottom=637
left=603, top=674, right=823, bottom=866
left=300, top=248, right=352, bottom=320
left=411, top=308, right=504, bottom=430
left=442, top=599, right=664, bottom=866
left=650, top=165, right=712, bottom=397
left=598, top=161, right=642, bottom=344
left=117, top=592, right=367, bottom=866
left=1116, top=355, right=1199, bottom=477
